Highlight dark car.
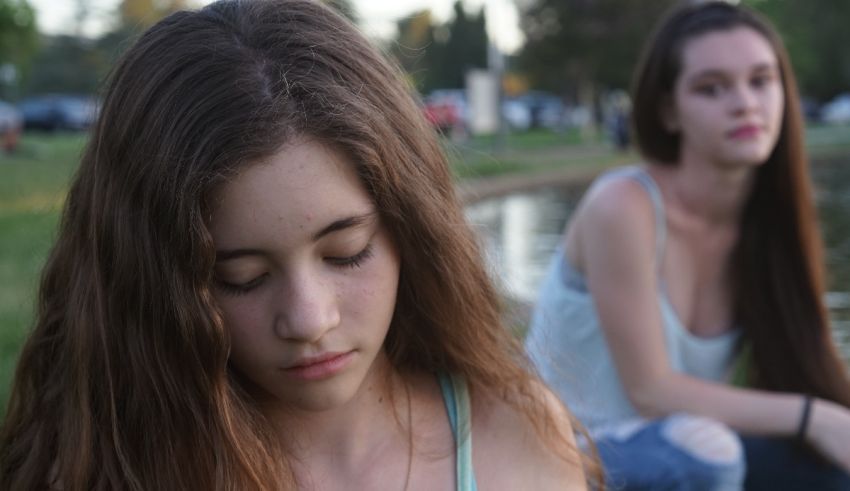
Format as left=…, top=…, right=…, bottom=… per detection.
left=517, top=91, right=566, bottom=129
left=0, top=100, right=22, bottom=153
left=17, top=95, right=97, bottom=131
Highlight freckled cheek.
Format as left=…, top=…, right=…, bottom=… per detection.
left=338, top=266, right=400, bottom=327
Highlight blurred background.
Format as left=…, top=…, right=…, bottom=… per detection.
left=1, top=0, right=850, bottom=412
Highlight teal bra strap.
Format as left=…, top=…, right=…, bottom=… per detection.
left=438, top=373, right=477, bottom=491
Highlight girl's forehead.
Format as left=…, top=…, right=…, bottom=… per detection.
left=679, top=26, right=777, bottom=77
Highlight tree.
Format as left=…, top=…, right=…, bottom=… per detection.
left=391, top=0, right=488, bottom=93
left=322, top=0, right=357, bottom=24
left=390, top=9, right=438, bottom=90
left=441, top=1, right=487, bottom=89
left=515, top=0, right=674, bottom=105
left=0, top=0, right=38, bottom=98
left=119, top=0, right=189, bottom=31
left=22, top=35, right=104, bottom=96
left=744, top=0, right=850, bottom=101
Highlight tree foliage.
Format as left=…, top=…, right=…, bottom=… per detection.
left=119, top=0, right=189, bottom=30
left=744, top=0, right=850, bottom=101
left=322, top=0, right=357, bottom=24
left=0, top=0, right=38, bottom=97
left=514, top=0, right=675, bottom=99
left=22, top=34, right=123, bottom=97
left=391, top=0, right=487, bottom=93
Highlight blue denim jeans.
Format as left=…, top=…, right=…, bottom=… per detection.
left=596, top=417, right=850, bottom=491
left=596, top=417, right=745, bottom=491
left=741, top=436, right=850, bottom=490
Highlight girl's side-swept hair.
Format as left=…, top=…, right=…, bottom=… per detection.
left=0, top=0, right=588, bottom=489
left=632, top=1, right=850, bottom=407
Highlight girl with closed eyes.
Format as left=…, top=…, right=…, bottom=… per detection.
left=0, top=1, right=591, bottom=489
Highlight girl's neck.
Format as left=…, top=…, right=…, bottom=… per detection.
left=655, top=152, right=757, bottom=227
left=269, top=355, right=411, bottom=478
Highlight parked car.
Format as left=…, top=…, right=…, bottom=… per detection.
left=517, top=91, right=566, bottom=129
left=821, top=93, right=850, bottom=125
left=17, top=95, right=98, bottom=131
left=423, top=89, right=468, bottom=134
left=502, top=98, right=532, bottom=131
left=0, top=100, right=22, bottom=153
left=800, top=96, right=821, bottom=122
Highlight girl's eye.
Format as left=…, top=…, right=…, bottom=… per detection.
left=326, top=243, right=374, bottom=269
left=694, top=82, right=722, bottom=97
left=215, top=273, right=268, bottom=296
left=750, top=74, right=773, bottom=89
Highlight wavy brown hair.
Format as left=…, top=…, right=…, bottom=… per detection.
left=632, top=1, right=850, bottom=407
left=0, top=0, right=590, bottom=489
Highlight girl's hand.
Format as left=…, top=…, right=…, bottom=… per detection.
left=808, top=399, right=850, bottom=472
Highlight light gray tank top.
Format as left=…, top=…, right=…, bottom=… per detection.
left=525, top=166, right=740, bottom=434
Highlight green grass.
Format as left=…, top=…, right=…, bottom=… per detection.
left=0, top=134, right=86, bottom=412
left=449, top=123, right=850, bottom=179
left=806, top=123, right=850, bottom=156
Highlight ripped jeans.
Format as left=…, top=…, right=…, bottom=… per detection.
left=595, top=414, right=850, bottom=491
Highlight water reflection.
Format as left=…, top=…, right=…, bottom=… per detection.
left=467, top=159, right=850, bottom=358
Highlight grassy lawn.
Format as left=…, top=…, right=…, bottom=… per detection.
left=0, top=125, right=849, bottom=414
left=450, top=124, right=850, bottom=179
left=0, top=134, right=86, bottom=412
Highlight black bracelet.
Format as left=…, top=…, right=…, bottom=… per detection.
left=796, top=396, right=814, bottom=444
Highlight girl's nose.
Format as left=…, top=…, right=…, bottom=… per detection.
left=273, top=269, right=341, bottom=344
left=729, top=83, right=758, bottom=115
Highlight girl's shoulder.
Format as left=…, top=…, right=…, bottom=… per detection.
left=567, top=165, right=660, bottom=267
left=581, top=165, right=659, bottom=220
left=470, top=381, right=587, bottom=490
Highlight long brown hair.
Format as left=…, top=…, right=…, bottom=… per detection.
left=632, top=1, right=850, bottom=406
left=0, top=0, right=588, bottom=489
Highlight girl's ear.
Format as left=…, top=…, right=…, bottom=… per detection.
left=660, top=95, right=679, bottom=133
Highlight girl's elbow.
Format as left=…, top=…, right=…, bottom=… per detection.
left=625, top=378, right=671, bottom=417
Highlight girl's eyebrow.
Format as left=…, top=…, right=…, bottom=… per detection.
left=312, top=211, right=378, bottom=241
left=215, top=211, right=378, bottom=262
left=687, top=62, right=778, bottom=83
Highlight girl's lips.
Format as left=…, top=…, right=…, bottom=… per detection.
left=727, top=124, right=762, bottom=139
left=284, top=351, right=354, bottom=381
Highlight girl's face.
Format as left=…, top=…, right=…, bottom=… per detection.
left=209, top=138, right=400, bottom=412
left=667, top=26, right=784, bottom=168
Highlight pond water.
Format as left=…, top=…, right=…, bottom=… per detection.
left=466, top=157, right=850, bottom=358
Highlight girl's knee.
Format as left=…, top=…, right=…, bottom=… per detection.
left=662, top=414, right=744, bottom=466
left=662, top=414, right=746, bottom=489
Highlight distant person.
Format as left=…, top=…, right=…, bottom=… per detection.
left=526, top=2, right=850, bottom=490
left=607, top=91, right=631, bottom=152
left=0, top=1, right=589, bottom=489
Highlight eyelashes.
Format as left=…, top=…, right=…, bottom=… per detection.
left=691, top=74, right=776, bottom=97
left=216, top=274, right=268, bottom=296
left=214, top=243, right=375, bottom=296
left=326, top=243, right=374, bottom=269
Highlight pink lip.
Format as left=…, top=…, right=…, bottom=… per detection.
left=284, top=351, right=354, bottom=381
left=727, top=124, right=762, bottom=139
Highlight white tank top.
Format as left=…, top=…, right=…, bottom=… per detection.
left=525, top=166, right=740, bottom=434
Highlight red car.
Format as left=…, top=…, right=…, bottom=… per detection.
left=423, top=90, right=468, bottom=135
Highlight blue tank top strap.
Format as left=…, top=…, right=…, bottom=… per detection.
left=438, top=373, right=478, bottom=491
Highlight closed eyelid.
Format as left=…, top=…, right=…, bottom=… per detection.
left=214, top=212, right=378, bottom=262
